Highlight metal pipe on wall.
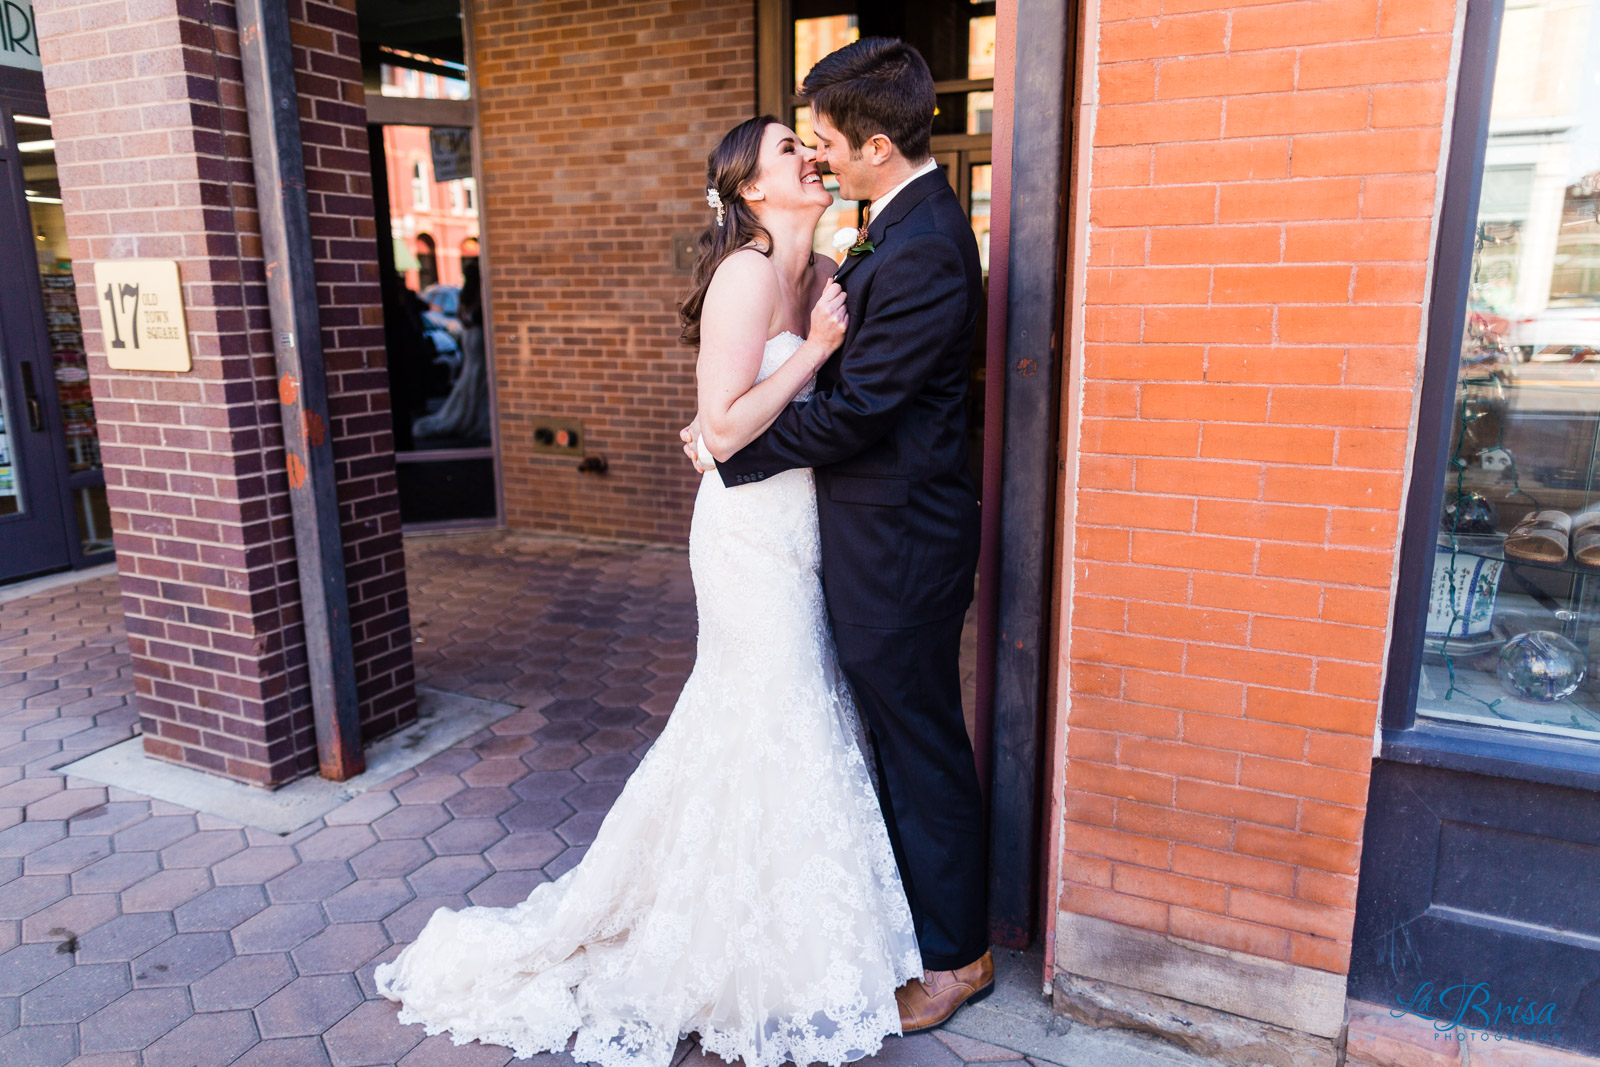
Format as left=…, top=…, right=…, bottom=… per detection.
left=236, top=0, right=365, bottom=781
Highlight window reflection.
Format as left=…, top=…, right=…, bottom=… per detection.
left=1419, top=0, right=1600, bottom=739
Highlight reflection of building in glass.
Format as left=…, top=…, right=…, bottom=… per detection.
left=380, top=63, right=479, bottom=295
left=1480, top=0, right=1600, bottom=356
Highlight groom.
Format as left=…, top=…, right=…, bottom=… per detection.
left=685, top=37, right=991, bottom=1031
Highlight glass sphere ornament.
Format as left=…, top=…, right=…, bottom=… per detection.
left=1496, top=630, right=1586, bottom=703
left=1442, top=492, right=1499, bottom=536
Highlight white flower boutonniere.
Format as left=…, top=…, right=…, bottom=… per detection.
left=832, top=227, right=860, bottom=254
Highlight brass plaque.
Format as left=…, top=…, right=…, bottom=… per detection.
left=90, top=259, right=192, bottom=372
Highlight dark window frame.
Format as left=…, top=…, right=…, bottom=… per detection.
left=1380, top=0, right=1600, bottom=791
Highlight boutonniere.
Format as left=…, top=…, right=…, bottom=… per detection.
left=832, top=227, right=875, bottom=257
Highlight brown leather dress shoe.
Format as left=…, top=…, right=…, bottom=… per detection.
left=895, top=950, right=995, bottom=1034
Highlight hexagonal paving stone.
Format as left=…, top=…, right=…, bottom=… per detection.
left=294, top=825, right=377, bottom=863
left=510, top=770, right=580, bottom=802
left=0, top=874, right=69, bottom=920
left=445, top=787, right=519, bottom=820
left=189, top=952, right=295, bottom=1012
left=351, top=839, right=435, bottom=880
left=461, top=759, right=527, bottom=788
left=21, top=891, right=119, bottom=943
left=24, top=787, right=106, bottom=822
left=407, top=855, right=492, bottom=896
left=211, top=846, right=299, bottom=886
left=0, top=941, right=72, bottom=996
left=374, top=804, right=453, bottom=840
left=398, top=1032, right=516, bottom=1066
left=60, top=1054, right=142, bottom=1067
left=23, top=832, right=112, bottom=874
left=159, top=829, right=247, bottom=869
left=73, top=910, right=177, bottom=963
left=555, top=811, right=606, bottom=848
left=67, top=802, right=150, bottom=836
left=78, top=985, right=191, bottom=1052
left=19, top=961, right=131, bottom=1023
left=0, top=1022, right=77, bottom=1067
left=175, top=884, right=268, bottom=932
left=291, top=921, right=390, bottom=975
left=121, top=867, right=211, bottom=913
left=484, top=831, right=564, bottom=872
left=71, top=850, right=160, bottom=894
left=266, top=860, right=356, bottom=903
left=499, top=799, right=572, bottom=834
left=394, top=775, right=466, bottom=805
left=111, top=814, right=198, bottom=852
left=253, top=972, right=363, bottom=1038
left=426, top=818, right=506, bottom=857
left=231, top=902, right=326, bottom=954
left=131, top=930, right=233, bottom=986
left=232, top=1036, right=332, bottom=1067
left=565, top=781, right=624, bottom=814
left=544, top=848, right=586, bottom=880
left=323, top=790, right=399, bottom=826
left=467, top=869, right=546, bottom=908
left=324, top=998, right=426, bottom=1066
left=324, top=878, right=416, bottom=923
left=141, top=1008, right=259, bottom=1067
left=383, top=895, right=467, bottom=943
left=520, top=744, right=586, bottom=772
left=573, top=753, right=638, bottom=783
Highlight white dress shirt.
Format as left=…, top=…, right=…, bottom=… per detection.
left=868, top=158, right=941, bottom=222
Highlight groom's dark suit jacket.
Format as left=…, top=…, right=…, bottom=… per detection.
left=717, top=169, right=983, bottom=629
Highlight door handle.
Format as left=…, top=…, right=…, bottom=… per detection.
left=19, top=362, right=44, bottom=432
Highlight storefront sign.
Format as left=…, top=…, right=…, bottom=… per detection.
left=90, top=260, right=192, bottom=372
left=429, top=126, right=473, bottom=183
left=1, top=0, right=40, bottom=72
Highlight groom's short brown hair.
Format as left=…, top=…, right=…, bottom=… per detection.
left=800, top=38, right=935, bottom=163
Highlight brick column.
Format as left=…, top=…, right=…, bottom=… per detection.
left=35, top=0, right=415, bottom=786
left=1054, top=0, right=1458, bottom=1047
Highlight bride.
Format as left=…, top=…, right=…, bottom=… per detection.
left=375, top=115, right=922, bottom=1067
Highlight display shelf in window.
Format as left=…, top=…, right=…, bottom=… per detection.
left=38, top=273, right=99, bottom=473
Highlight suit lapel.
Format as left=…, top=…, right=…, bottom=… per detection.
left=831, top=167, right=949, bottom=286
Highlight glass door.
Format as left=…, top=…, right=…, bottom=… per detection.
left=0, top=103, right=108, bottom=583
left=360, top=1, right=499, bottom=527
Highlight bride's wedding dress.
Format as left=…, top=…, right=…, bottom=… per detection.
left=375, top=332, right=921, bottom=1067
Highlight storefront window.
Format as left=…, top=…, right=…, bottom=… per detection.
left=1420, top=0, right=1600, bottom=739
left=21, top=117, right=110, bottom=554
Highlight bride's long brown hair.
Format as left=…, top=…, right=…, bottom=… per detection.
left=678, top=115, right=777, bottom=349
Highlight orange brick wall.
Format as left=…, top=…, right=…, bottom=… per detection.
left=1057, top=0, right=1460, bottom=973
left=471, top=0, right=756, bottom=543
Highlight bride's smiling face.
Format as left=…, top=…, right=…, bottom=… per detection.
left=742, top=123, right=832, bottom=218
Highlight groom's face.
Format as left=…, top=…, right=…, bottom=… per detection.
left=810, top=111, right=873, bottom=203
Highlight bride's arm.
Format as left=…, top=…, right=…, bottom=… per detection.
left=697, top=255, right=846, bottom=462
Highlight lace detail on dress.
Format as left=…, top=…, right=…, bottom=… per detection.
left=374, top=332, right=919, bottom=1067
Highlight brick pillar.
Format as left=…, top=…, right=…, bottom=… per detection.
left=1053, top=0, right=1458, bottom=1046
left=35, top=0, right=415, bottom=786
left=472, top=0, right=755, bottom=544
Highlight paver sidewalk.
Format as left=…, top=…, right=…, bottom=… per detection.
left=0, top=532, right=1172, bottom=1067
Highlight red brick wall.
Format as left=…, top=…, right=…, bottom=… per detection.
left=35, top=0, right=414, bottom=786
left=1057, top=0, right=1458, bottom=973
left=471, top=0, right=756, bottom=542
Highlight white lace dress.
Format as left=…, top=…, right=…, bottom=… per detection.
left=374, top=332, right=921, bottom=1067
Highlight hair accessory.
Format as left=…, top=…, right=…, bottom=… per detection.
left=705, top=187, right=726, bottom=227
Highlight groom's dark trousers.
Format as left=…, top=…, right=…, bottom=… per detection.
left=717, top=169, right=987, bottom=971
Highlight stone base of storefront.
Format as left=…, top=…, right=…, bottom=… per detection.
left=1053, top=913, right=1345, bottom=1067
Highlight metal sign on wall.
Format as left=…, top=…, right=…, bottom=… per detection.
left=429, top=126, right=473, bottom=183
left=90, top=260, right=192, bottom=372
left=1, top=0, right=40, bottom=71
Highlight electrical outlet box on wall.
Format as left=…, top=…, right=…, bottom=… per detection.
left=529, top=418, right=585, bottom=456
